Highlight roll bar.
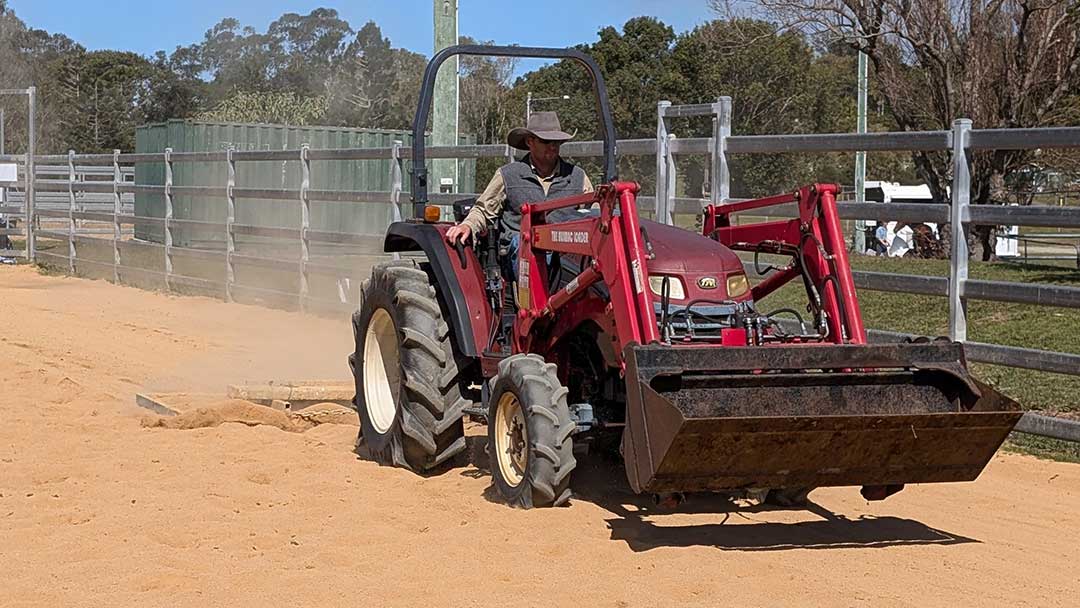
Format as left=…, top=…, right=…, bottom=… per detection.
left=411, top=45, right=618, bottom=219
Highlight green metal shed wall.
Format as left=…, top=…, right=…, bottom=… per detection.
left=134, top=119, right=476, bottom=246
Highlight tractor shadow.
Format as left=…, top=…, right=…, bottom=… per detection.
left=570, top=456, right=979, bottom=552
left=460, top=433, right=977, bottom=552
left=460, top=431, right=492, bottom=479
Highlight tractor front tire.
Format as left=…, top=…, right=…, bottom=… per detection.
left=352, top=260, right=467, bottom=472
left=488, top=354, right=576, bottom=508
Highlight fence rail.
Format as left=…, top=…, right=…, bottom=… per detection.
left=4, top=104, right=1080, bottom=443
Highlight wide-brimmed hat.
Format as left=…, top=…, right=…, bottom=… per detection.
left=507, top=112, right=574, bottom=150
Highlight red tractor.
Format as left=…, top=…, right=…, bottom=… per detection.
left=350, top=46, right=1021, bottom=508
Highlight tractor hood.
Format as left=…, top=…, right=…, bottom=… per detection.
left=642, top=219, right=743, bottom=275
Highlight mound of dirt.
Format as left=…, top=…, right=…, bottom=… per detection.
left=289, top=401, right=359, bottom=426
left=141, top=399, right=316, bottom=433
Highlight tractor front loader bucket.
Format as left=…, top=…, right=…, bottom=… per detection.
left=621, top=342, right=1022, bottom=496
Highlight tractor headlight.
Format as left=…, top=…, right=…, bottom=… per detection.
left=726, top=273, right=750, bottom=298
left=649, top=275, right=686, bottom=300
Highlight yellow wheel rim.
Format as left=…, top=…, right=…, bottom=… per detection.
left=494, top=392, right=528, bottom=487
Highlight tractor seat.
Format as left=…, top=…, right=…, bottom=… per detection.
left=452, top=197, right=476, bottom=223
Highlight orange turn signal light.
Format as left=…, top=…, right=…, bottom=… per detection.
left=423, top=205, right=442, bottom=223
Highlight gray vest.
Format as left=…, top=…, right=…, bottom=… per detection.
left=498, top=155, right=587, bottom=234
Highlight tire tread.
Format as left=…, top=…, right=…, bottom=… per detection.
left=353, top=259, right=470, bottom=472
left=488, top=354, right=577, bottom=508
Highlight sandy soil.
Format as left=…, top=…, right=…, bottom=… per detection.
left=1, top=264, right=1078, bottom=607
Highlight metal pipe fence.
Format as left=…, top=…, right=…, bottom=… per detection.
left=5, top=105, right=1080, bottom=442
left=998, top=232, right=1080, bottom=267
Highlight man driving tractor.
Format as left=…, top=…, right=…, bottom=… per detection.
left=445, top=111, right=593, bottom=275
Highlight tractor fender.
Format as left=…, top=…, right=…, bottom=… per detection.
left=384, top=221, right=490, bottom=358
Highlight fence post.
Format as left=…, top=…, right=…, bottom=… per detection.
left=655, top=101, right=670, bottom=222
left=299, top=143, right=310, bottom=312
left=66, top=150, right=76, bottom=274
left=712, top=96, right=732, bottom=206
left=389, top=141, right=403, bottom=223
left=390, top=140, right=403, bottom=261
left=664, top=134, right=677, bottom=225
left=112, top=149, right=121, bottom=283
left=25, top=86, right=35, bottom=262
left=164, top=147, right=173, bottom=291
left=225, top=148, right=235, bottom=303
left=948, top=119, right=972, bottom=342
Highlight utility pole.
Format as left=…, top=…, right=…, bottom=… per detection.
left=432, top=0, right=459, bottom=200
left=854, top=50, right=868, bottom=254
left=27, top=86, right=36, bottom=260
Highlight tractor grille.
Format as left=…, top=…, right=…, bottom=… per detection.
left=655, top=302, right=739, bottom=340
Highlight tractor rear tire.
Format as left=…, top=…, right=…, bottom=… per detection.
left=352, top=259, right=468, bottom=472
left=488, top=354, right=576, bottom=508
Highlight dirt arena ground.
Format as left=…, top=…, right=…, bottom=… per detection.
left=1, top=264, right=1078, bottom=607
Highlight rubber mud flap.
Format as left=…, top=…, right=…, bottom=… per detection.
left=620, top=342, right=1023, bottom=494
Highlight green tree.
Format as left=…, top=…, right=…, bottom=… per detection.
left=673, top=19, right=820, bottom=196
left=323, top=21, right=427, bottom=129
left=267, top=8, right=354, bottom=94
left=146, top=50, right=207, bottom=122
left=46, top=50, right=197, bottom=152
left=458, top=36, right=517, bottom=145
left=191, top=18, right=275, bottom=94
left=184, top=12, right=426, bottom=130
left=456, top=36, right=519, bottom=179
left=0, top=3, right=84, bottom=153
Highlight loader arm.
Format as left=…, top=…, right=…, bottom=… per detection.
left=514, top=181, right=658, bottom=363
left=704, top=184, right=866, bottom=344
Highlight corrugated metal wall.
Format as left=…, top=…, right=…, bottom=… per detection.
left=134, top=120, right=476, bottom=246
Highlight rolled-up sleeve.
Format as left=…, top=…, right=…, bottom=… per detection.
left=461, top=171, right=506, bottom=235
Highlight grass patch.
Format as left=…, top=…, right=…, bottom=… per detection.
left=1004, top=434, right=1080, bottom=464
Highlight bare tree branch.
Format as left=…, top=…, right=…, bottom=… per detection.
left=717, top=0, right=1079, bottom=259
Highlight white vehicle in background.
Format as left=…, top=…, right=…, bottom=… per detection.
left=864, top=181, right=939, bottom=257
left=863, top=181, right=1019, bottom=258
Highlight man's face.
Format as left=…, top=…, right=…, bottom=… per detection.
left=526, top=136, right=561, bottom=169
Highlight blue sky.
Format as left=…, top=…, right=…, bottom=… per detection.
left=9, top=0, right=715, bottom=67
